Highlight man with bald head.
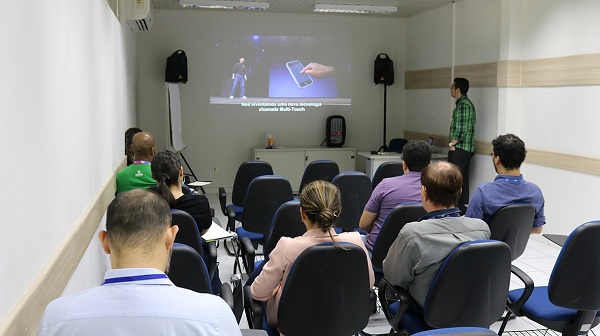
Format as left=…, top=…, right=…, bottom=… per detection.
left=383, top=161, right=490, bottom=308
left=39, top=189, right=242, bottom=335
left=116, top=131, right=156, bottom=194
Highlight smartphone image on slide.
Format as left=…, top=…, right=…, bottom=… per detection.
left=286, top=60, right=313, bottom=88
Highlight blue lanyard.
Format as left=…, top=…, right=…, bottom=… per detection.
left=428, top=212, right=461, bottom=220
left=496, top=177, right=523, bottom=183
left=133, top=160, right=151, bottom=165
left=421, top=208, right=461, bottom=220
left=102, top=274, right=168, bottom=285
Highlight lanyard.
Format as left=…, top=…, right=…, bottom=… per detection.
left=428, top=212, right=461, bottom=220
left=421, top=208, right=461, bottom=220
left=496, top=177, right=523, bottom=183
left=102, top=273, right=168, bottom=285
left=133, top=160, right=151, bottom=165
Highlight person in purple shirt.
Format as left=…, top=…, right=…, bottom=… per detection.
left=465, top=133, right=546, bottom=234
left=359, top=140, right=432, bottom=252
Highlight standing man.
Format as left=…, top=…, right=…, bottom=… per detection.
left=359, top=140, right=432, bottom=253
left=38, top=189, right=242, bottom=335
left=448, top=77, right=476, bottom=210
left=116, top=131, right=156, bottom=195
left=229, top=57, right=247, bottom=99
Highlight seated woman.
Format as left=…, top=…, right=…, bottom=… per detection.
left=250, top=180, right=375, bottom=329
left=151, top=150, right=211, bottom=235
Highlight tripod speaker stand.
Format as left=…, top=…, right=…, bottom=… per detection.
left=374, top=53, right=394, bottom=152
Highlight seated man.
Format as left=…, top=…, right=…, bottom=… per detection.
left=38, top=189, right=241, bottom=336
left=115, top=131, right=156, bottom=195
left=465, top=133, right=545, bottom=234
left=382, top=161, right=490, bottom=308
left=359, top=140, right=432, bottom=252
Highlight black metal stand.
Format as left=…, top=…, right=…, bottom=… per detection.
left=378, top=83, right=388, bottom=152
left=179, top=151, right=205, bottom=194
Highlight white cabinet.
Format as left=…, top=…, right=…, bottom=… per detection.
left=252, top=147, right=356, bottom=192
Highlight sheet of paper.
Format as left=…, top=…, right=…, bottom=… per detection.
left=188, top=181, right=212, bottom=187
left=202, top=221, right=234, bottom=242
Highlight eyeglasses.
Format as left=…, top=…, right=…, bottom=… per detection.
left=489, top=152, right=496, bottom=156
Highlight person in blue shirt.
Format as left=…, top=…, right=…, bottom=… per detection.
left=465, top=133, right=546, bottom=234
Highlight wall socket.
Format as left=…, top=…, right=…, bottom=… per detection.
left=212, top=165, right=217, bottom=172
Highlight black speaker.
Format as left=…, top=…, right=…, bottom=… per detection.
left=326, top=115, right=346, bottom=147
left=165, top=50, right=188, bottom=83
left=374, top=53, right=394, bottom=85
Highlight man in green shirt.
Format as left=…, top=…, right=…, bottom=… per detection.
left=116, top=131, right=156, bottom=194
left=448, top=77, right=476, bottom=210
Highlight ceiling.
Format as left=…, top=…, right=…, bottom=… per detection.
left=151, top=0, right=451, bottom=18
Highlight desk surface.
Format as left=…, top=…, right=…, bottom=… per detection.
left=357, top=151, right=448, bottom=160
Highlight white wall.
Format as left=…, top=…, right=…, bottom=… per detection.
left=0, top=0, right=136, bottom=322
left=136, top=10, right=406, bottom=190
left=405, top=0, right=600, bottom=235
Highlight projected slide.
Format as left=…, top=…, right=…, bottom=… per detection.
left=209, top=33, right=351, bottom=111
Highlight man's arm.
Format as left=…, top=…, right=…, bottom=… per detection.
left=359, top=210, right=377, bottom=233
left=382, top=233, right=416, bottom=289
left=464, top=187, right=484, bottom=219
left=531, top=226, right=543, bottom=234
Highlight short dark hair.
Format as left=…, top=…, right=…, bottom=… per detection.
left=421, top=161, right=463, bottom=208
left=106, top=189, right=172, bottom=253
left=492, top=133, right=526, bottom=170
left=453, top=78, right=470, bottom=95
left=402, top=140, right=432, bottom=172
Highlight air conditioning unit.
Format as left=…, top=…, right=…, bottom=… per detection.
left=126, top=0, right=153, bottom=32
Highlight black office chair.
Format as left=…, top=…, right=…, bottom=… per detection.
left=168, top=244, right=235, bottom=313
left=219, top=160, right=274, bottom=218
left=371, top=161, right=404, bottom=190
left=244, top=242, right=371, bottom=336
left=379, top=240, right=512, bottom=335
left=331, top=171, right=371, bottom=232
left=299, top=160, right=339, bottom=193
left=371, top=203, right=426, bottom=282
left=170, top=209, right=217, bottom=281
left=499, top=221, right=600, bottom=336
left=388, top=138, right=408, bottom=152
left=243, top=200, right=307, bottom=275
left=486, top=203, right=535, bottom=261
left=233, top=175, right=294, bottom=275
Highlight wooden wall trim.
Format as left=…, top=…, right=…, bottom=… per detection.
left=405, top=53, right=600, bottom=89
left=0, top=157, right=126, bottom=336
left=404, top=131, right=600, bottom=176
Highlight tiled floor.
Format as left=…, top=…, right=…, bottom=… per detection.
left=206, top=191, right=599, bottom=335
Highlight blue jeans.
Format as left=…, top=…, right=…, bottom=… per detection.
left=230, top=74, right=245, bottom=97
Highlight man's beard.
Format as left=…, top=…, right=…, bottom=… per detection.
left=165, top=248, right=173, bottom=274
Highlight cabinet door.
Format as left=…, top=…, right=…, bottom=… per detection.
left=305, top=150, right=356, bottom=172
left=253, top=150, right=305, bottom=192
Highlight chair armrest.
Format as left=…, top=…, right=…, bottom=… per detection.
left=506, top=264, right=535, bottom=315
left=219, top=187, right=228, bottom=217
left=378, top=277, right=412, bottom=333
left=207, top=241, right=218, bottom=280
left=220, top=282, right=235, bottom=313
left=239, top=236, right=256, bottom=276
left=244, top=285, right=264, bottom=329
left=225, top=204, right=237, bottom=232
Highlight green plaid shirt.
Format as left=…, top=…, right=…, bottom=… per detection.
left=449, top=95, right=476, bottom=152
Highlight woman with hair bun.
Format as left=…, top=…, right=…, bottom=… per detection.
left=151, top=150, right=211, bottom=234
left=250, top=180, right=374, bottom=329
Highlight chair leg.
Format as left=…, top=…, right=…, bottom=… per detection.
left=498, top=311, right=512, bottom=335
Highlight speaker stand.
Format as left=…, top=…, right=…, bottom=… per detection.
left=178, top=152, right=205, bottom=194
left=378, top=83, right=388, bottom=152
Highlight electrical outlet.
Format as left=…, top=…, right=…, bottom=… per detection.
left=212, top=165, right=217, bottom=172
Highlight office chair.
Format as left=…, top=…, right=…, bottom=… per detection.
left=232, top=175, right=294, bottom=275
left=298, top=160, right=339, bottom=193
left=371, top=203, right=426, bottom=282
left=499, top=221, right=600, bottom=336
left=244, top=242, right=371, bottom=336
left=486, top=203, right=535, bottom=261
left=388, top=138, right=408, bottom=152
left=371, top=161, right=404, bottom=190
left=331, top=171, right=372, bottom=232
left=168, top=244, right=235, bottom=312
left=379, top=240, right=512, bottom=335
left=241, top=200, right=307, bottom=275
left=219, top=160, right=274, bottom=255
left=170, top=209, right=218, bottom=281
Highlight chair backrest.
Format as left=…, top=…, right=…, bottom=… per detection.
left=371, top=203, right=426, bottom=270
left=424, top=240, right=512, bottom=329
left=231, top=160, right=274, bottom=207
left=372, top=161, right=404, bottom=190
left=388, top=138, right=408, bottom=152
left=486, top=203, right=535, bottom=261
left=332, top=171, right=372, bottom=231
left=548, top=221, right=600, bottom=311
left=278, top=242, right=371, bottom=336
left=263, top=200, right=307, bottom=256
left=242, top=175, right=294, bottom=235
left=299, top=160, right=340, bottom=193
left=171, top=209, right=203, bottom=258
left=168, top=243, right=211, bottom=294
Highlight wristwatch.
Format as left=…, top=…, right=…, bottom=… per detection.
left=449, top=142, right=455, bottom=147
